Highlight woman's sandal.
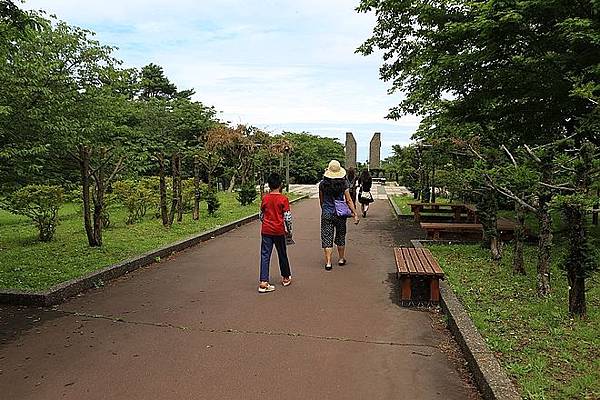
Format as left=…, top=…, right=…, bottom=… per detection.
left=282, top=277, right=292, bottom=287
left=338, top=258, right=347, bottom=266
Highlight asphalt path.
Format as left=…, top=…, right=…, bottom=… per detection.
left=0, top=199, right=479, bottom=399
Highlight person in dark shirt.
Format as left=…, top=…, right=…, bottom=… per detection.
left=358, top=169, right=374, bottom=217
left=346, top=167, right=358, bottom=208
left=318, top=160, right=360, bottom=271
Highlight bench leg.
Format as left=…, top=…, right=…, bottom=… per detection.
left=454, top=209, right=461, bottom=222
left=430, top=278, right=440, bottom=303
left=400, top=276, right=412, bottom=301
left=433, top=230, right=440, bottom=240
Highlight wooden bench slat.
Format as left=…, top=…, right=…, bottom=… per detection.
left=402, top=248, right=418, bottom=274
left=420, top=248, right=444, bottom=277
left=415, top=248, right=434, bottom=275
left=394, top=248, right=409, bottom=274
left=413, top=248, right=432, bottom=275
left=407, top=248, right=426, bottom=274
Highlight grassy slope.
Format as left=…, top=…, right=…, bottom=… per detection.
left=0, top=192, right=298, bottom=291
left=429, top=236, right=599, bottom=399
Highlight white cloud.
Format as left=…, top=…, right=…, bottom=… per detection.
left=22, top=0, right=420, bottom=156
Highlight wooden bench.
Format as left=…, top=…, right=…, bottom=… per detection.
left=420, top=219, right=518, bottom=240
left=394, top=247, right=444, bottom=305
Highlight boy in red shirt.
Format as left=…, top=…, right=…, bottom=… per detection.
left=258, top=173, right=292, bottom=293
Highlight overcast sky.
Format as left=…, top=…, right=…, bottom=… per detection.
left=23, top=0, right=419, bottom=161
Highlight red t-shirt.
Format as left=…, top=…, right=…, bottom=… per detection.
left=261, top=192, right=290, bottom=236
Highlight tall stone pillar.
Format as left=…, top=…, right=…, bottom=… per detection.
left=345, top=132, right=357, bottom=169
left=369, top=132, right=381, bottom=169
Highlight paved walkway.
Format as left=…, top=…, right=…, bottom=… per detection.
left=289, top=183, right=411, bottom=199
left=0, top=199, right=479, bottom=399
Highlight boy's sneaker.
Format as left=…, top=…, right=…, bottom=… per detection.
left=258, top=283, right=275, bottom=293
left=282, top=277, right=292, bottom=287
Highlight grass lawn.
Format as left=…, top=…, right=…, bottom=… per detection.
left=390, top=194, right=452, bottom=216
left=0, top=192, right=299, bottom=292
left=429, top=242, right=599, bottom=399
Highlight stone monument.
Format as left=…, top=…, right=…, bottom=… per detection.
left=345, top=132, right=357, bottom=169
left=369, top=132, right=381, bottom=169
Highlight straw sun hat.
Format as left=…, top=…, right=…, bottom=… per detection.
left=324, top=160, right=347, bottom=179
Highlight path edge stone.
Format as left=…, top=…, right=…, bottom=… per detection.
left=386, top=194, right=413, bottom=221
left=414, top=238, right=521, bottom=400
left=0, top=195, right=309, bottom=307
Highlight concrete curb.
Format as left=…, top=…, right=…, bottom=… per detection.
left=386, top=194, right=414, bottom=221
left=388, top=201, right=521, bottom=399
left=0, top=195, right=309, bottom=307
left=412, top=240, right=521, bottom=400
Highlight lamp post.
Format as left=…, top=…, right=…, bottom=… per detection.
left=284, top=145, right=290, bottom=192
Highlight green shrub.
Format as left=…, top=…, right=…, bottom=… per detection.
left=237, top=182, right=257, bottom=206
left=204, top=187, right=220, bottom=216
left=4, top=185, right=64, bottom=241
left=113, top=179, right=159, bottom=224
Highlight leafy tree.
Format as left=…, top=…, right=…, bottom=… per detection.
left=281, top=132, right=344, bottom=184
left=204, top=187, right=220, bottom=216
left=237, top=182, right=257, bottom=206
left=358, top=0, right=600, bottom=296
left=0, top=10, right=138, bottom=246
left=135, top=68, right=216, bottom=226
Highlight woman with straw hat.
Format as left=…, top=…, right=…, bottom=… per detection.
left=318, top=160, right=360, bottom=271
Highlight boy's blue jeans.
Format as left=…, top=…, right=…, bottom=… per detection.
left=260, top=234, right=291, bottom=282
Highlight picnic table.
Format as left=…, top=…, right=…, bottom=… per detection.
left=408, top=202, right=467, bottom=222
left=420, top=217, right=519, bottom=240
left=464, top=204, right=478, bottom=223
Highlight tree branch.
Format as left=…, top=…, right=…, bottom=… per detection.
left=90, top=147, right=116, bottom=176
left=539, top=182, right=576, bottom=192
left=531, top=133, right=578, bottom=151
left=524, top=144, right=542, bottom=163
left=501, top=145, right=517, bottom=167
left=467, top=144, right=486, bottom=161
left=107, top=156, right=126, bottom=184
left=484, top=174, right=537, bottom=212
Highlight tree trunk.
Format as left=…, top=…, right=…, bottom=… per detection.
left=78, top=145, right=96, bottom=246
left=479, top=187, right=502, bottom=260
left=536, top=198, right=552, bottom=297
left=157, top=153, right=169, bottom=226
left=176, top=154, right=183, bottom=223
left=193, top=155, right=201, bottom=221
left=513, top=200, right=526, bottom=275
left=593, top=188, right=599, bottom=226
left=91, top=152, right=105, bottom=247
left=227, top=172, right=236, bottom=193
left=168, top=153, right=180, bottom=225
left=564, top=205, right=587, bottom=316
